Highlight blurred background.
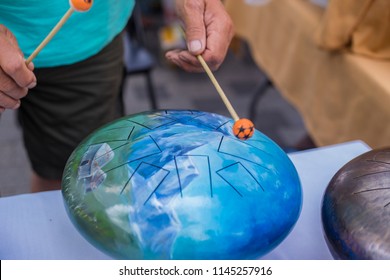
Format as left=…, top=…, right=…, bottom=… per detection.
left=2, top=0, right=389, bottom=197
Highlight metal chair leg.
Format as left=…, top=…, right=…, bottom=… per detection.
left=145, top=70, right=157, bottom=110
left=249, top=78, right=273, bottom=121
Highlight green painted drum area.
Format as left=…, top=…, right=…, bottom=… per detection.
left=62, top=110, right=302, bottom=259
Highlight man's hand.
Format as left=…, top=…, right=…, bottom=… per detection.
left=0, top=25, right=36, bottom=113
left=165, top=0, right=234, bottom=72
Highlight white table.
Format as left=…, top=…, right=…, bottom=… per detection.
left=0, top=140, right=371, bottom=260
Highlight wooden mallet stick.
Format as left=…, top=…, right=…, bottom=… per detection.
left=195, top=54, right=240, bottom=122
left=180, top=26, right=255, bottom=140
left=25, top=8, right=74, bottom=64
left=25, top=0, right=93, bottom=64
left=197, top=54, right=255, bottom=140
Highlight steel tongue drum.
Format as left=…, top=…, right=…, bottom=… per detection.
left=322, top=147, right=390, bottom=259
left=62, top=110, right=302, bottom=259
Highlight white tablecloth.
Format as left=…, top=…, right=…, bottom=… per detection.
left=0, top=140, right=371, bottom=260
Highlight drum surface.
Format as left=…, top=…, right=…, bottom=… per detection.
left=62, top=110, right=302, bottom=259
left=322, top=148, right=390, bottom=259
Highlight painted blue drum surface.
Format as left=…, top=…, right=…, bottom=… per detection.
left=62, top=110, right=302, bottom=259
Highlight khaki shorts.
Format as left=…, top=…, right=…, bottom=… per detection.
left=18, top=34, right=124, bottom=180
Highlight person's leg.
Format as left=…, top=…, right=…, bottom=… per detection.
left=18, top=34, right=124, bottom=192
left=31, top=171, right=61, bottom=193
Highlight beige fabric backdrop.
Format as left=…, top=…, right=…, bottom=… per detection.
left=225, top=0, right=390, bottom=149
left=315, top=0, right=390, bottom=60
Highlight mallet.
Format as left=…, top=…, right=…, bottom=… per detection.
left=180, top=26, right=255, bottom=140
left=25, top=0, right=93, bottom=64
left=196, top=54, right=255, bottom=140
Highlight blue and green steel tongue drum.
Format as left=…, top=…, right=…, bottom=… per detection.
left=61, top=110, right=302, bottom=259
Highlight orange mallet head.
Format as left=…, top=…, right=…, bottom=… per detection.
left=233, top=118, right=255, bottom=140
left=70, top=0, right=93, bottom=12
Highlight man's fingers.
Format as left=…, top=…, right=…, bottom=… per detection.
left=176, top=0, right=206, bottom=55
left=0, top=24, right=37, bottom=89
left=0, top=91, right=21, bottom=110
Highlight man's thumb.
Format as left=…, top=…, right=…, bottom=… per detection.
left=183, top=17, right=206, bottom=55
